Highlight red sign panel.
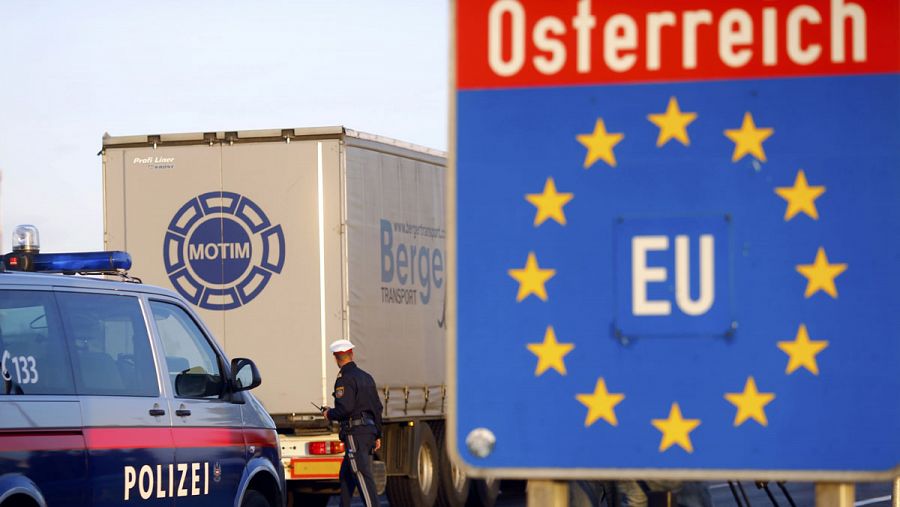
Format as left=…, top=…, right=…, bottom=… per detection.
left=457, top=0, right=900, bottom=89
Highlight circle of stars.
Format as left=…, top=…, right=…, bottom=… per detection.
left=508, top=96, right=848, bottom=454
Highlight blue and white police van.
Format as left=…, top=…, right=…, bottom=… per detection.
left=0, top=225, right=285, bottom=507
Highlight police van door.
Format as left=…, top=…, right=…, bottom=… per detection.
left=147, top=298, right=246, bottom=505
left=55, top=290, right=175, bottom=507
left=0, top=288, right=89, bottom=506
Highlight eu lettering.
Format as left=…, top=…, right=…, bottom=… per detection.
left=614, top=216, right=730, bottom=338
left=632, top=234, right=715, bottom=317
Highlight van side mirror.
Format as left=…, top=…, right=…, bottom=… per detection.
left=231, top=357, right=262, bottom=392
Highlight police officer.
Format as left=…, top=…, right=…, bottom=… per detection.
left=324, top=339, right=383, bottom=507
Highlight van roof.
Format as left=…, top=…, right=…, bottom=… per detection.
left=0, top=270, right=180, bottom=298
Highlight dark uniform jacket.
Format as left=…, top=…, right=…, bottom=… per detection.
left=327, top=361, right=383, bottom=438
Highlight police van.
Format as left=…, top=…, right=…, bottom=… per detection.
left=0, top=226, right=285, bottom=507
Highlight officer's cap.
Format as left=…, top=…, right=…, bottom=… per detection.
left=330, top=339, right=355, bottom=354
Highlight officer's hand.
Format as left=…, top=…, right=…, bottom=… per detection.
left=323, top=408, right=329, bottom=420
left=375, top=439, right=381, bottom=451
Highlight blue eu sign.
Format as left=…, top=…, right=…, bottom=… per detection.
left=164, top=192, right=285, bottom=310
left=452, top=0, right=900, bottom=481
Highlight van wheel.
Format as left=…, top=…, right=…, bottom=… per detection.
left=433, top=422, right=469, bottom=507
left=241, top=489, right=271, bottom=507
left=2, top=493, right=41, bottom=507
left=466, top=478, right=499, bottom=507
left=386, top=422, right=440, bottom=507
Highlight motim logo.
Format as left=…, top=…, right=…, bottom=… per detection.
left=163, top=192, right=285, bottom=310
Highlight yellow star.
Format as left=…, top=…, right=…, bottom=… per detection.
left=724, top=112, right=774, bottom=162
left=651, top=403, right=701, bottom=453
left=507, top=252, right=556, bottom=302
left=777, top=324, right=829, bottom=375
left=526, top=326, right=575, bottom=376
left=724, top=376, right=776, bottom=426
left=576, top=118, right=624, bottom=168
left=647, top=97, right=697, bottom=147
left=525, top=178, right=574, bottom=227
left=576, top=378, right=625, bottom=427
left=796, top=247, right=847, bottom=298
left=775, top=170, right=826, bottom=221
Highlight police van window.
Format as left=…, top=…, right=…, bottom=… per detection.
left=0, top=290, right=74, bottom=395
left=56, top=292, right=158, bottom=397
left=149, top=301, right=223, bottom=399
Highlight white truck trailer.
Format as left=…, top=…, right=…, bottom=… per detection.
left=102, top=127, right=496, bottom=507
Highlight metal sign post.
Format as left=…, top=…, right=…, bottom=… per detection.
left=815, top=483, right=854, bottom=507
left=449, top=0, right=900, bottom=485
left=894, top=477, right=900, bottom=507
left=527, top=481, right=569, bottom=507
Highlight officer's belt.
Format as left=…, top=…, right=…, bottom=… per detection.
left=341, top=417, right=375, bottom=429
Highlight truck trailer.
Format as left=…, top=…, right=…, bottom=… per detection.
left=102, top=127, right=496, bottom=507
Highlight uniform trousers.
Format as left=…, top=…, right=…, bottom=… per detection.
left=339, top=429, right=378, bottom=507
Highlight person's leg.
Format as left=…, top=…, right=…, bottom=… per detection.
left=339, top=454, right=357, bottom=507
left=569, top=480, right=601, bottom=507
left=617, top=480, right=648, bottom=507
left=675, top=482, right=712, bottom=507
left=347, top=432, right=378, bottom=507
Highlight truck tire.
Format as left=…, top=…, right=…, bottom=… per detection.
left=466, top=478, right=499, bottom=507
left=386, top=422, right=440, bottom=507
left=432, top=422, right=470, bottom=507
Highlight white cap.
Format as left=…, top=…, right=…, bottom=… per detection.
left=329, top=339, right=355, bottom=354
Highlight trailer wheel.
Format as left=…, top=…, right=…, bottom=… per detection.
left=432, top=421, right=470, bottom=507
left=386, top=422, right=440, bottom=507
left=466, top=478, right=499, bottom=507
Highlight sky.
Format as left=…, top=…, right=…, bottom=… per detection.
left=0, top=1, right=448, bottom=252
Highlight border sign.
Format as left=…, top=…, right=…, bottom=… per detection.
left=449, top=0, right=900, bottom=480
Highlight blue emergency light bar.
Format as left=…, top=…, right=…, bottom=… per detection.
left=32, top=251, right=132, bottom=273
left=2, top=226, right=133, bottom=275
left=4, top=251, right=132, bottom=273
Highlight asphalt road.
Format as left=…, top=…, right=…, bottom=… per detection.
left=704, top=481, right=894, bottom=506
left=493, top=480, right=895, bottom=506
left=327, top=480, right=896, bottom=506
